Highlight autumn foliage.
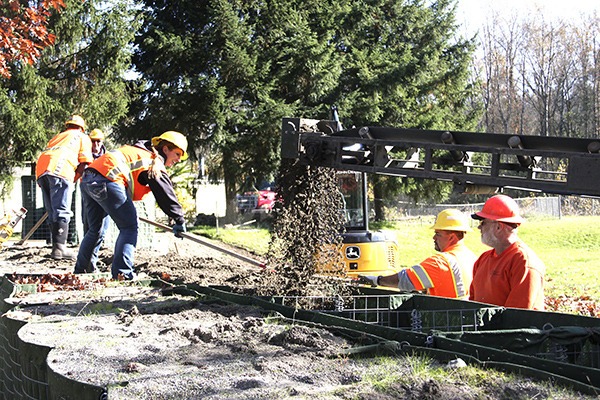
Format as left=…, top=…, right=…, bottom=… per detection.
left=0, top=0, right=65, bottom=78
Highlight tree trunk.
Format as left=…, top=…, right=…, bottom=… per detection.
left=372, top=175, right=386, bottom=222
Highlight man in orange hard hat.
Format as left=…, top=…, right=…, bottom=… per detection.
left=470, top=194, right=546, bottom=310
left=75, top=131, right=189, bottom=279
left=36, top=115, right=93, bottom=260
left=359, top=209, right=477, bottom=299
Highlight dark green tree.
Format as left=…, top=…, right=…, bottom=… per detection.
left=127, top=0, right=346, bottom=221
left=331, top=0, right=479, bottom=219
left=0, top=0, right=139, bottom=197
left=127, top=0, right=478, bottom=221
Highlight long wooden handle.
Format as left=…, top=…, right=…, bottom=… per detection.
left=16, top=211, right=48, bottom=245
left=139, top=217, right=266, bottom=269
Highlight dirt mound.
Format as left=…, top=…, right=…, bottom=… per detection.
left=0, top=233, right=596, bottom=399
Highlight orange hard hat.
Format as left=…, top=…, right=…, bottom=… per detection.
left=471, top=195, right=524, bottom=224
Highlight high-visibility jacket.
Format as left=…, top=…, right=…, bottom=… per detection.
left=405, top=242, right=477, bottom=299
left=470, top=241, right=545, bottom=310
left=36, top=128, right=93, bottom=182
left=88, top=144, right=165, bottom=201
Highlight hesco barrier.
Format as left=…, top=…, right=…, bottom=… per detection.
left=0, top=275, right=599, bottom=399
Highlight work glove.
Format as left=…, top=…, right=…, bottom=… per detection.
left=357, top=275, right=379, bottom=287
left=172, top=223, right=186, bottom=238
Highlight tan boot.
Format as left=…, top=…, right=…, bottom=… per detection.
left=51, top=243, right=77, bottom=260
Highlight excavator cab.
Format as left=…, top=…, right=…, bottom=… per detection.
left=336, top=171, right=400, bottom=278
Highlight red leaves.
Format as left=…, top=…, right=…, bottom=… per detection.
left=545, top=294, right=600, bottom=317
left=0, top=0, right=66, bottom=78
left=9, top=272, right=108, bottom=293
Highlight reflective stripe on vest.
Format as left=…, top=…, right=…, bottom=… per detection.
left=410, top=265, right=434, bottom=289
left=40, top=132, right=83, bottom=179
left=413, top=253, right=467, bottom=298
left=104, top=149, right=154, bottom=199
left=439, top=253, right=467, bottom=298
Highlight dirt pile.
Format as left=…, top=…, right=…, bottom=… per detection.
left=0, top=237, right=596, bottom=400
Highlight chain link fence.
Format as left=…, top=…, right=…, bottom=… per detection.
left=386, top=196, right=600, bottom=222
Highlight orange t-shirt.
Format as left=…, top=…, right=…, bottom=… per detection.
left=405, top=242, right=477, bottom=299
left=469, top=241, right=545, bottom=310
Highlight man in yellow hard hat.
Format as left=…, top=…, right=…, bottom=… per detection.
left=36, top=114, right=93, bottom=260
left=82, top=128, right=109, bottom=236
left=89, top=128, right=107, bottom=159
left=74, top=131, right=189, bottom=279
left=358, top=209, right=477, bottom=299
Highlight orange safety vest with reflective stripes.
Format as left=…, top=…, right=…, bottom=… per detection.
left=405, top=242, right=477, bottom=299
left=88, top=144, right=164, bottom=201
left=36, top=128, right=93, bottom=182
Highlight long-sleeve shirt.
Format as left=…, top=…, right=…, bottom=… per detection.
left=469, top=241, right=545, bottom=310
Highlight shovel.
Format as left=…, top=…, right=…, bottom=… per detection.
left=139, top=217, right=266, bottom=269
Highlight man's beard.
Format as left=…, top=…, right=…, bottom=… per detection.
left=481, top=229, right=497, bottom=248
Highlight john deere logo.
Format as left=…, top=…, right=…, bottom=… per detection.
left=345, top=246, right=360, bottom=260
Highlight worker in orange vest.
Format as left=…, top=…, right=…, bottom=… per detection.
left=470, top=195, right=546, bottom=310
left=358, top=209, right=477, bottom=299
left=36, top=115, right=93, bottom=260
left=82, top=128, right=109, bottom=235
left=89, top=128, right=107, bottom=159
left=75, top=131, right=188, bottom=279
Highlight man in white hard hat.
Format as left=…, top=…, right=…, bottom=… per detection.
left=359, top=209, right=477, bottom=299
left=75, top=131, right=189, bottom=279
left=36, top=115, right=93, bottom=260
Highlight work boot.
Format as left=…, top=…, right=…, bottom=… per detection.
left=50, top=221, right=76, bottom=261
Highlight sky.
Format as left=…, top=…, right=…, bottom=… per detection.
left=456, top=0, right=600, bottom=36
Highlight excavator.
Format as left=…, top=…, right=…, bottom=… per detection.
left=280, top=112, right=600, bottom=277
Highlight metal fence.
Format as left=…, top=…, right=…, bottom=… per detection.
left=391, top=195, right=599, bottom=220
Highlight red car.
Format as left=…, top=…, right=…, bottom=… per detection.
left=236, top=184, right=276, bottom=214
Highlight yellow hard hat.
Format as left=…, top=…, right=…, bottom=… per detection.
left=151, top=131, right=188, bottom=160
left=65, top=114, right=87, bottom=130
left=89, top=128, right=105, bottom=140
left=431, top=209, right=472, bottom=232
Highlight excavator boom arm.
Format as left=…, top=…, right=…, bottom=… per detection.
left=282, top=118, right=600, bottom=197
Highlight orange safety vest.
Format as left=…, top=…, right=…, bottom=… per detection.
left=36, top=129, right=93, bottom=181
left=405, top=242, right=477, bottom=299
left=88, top=145, right=164, bottom=201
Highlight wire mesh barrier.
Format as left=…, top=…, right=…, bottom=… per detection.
left=102, top=196, right=161, bottom=251
left=19, top=175, right=160, bottom=250
left=0, top=277, right=599, bottom=398
left=277, top=294, right=495, bottom=333
left=273, top=292, right=600, bottom=372
left=391, top=195, right=600, bottom=220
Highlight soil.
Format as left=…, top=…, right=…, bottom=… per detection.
left=0, top=235, right=596, bottom=399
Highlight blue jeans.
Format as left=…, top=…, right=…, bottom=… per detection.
left=75, top=170, right=138, bottom=279
left=37, top=174, right=74, bottom=224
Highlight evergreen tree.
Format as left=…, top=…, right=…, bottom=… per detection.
left=128, top=0, right=477, bottom=221
left=0, top=0, right=139, bottom=197
left=128, top=0, right=346, bottom=221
